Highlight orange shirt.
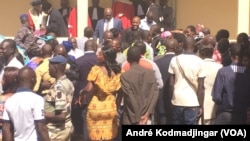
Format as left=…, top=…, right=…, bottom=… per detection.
left=122, top=58, right=153, bottom=71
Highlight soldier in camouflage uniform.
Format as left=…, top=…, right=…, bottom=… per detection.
left=45, top=55, right=74, bottom=141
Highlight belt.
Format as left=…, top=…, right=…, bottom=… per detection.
left=48, top=126, right=72, bottom=133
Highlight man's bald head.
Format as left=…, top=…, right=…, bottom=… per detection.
left=202, top=34, right=216, bottom=47
left=104, top=8, right=112, bottom=14
left=185, top=36, right=195, bottom=51
left=42, top=43, right=53, bottom=57
left=132, top=16, right=141, bottom=30
left=84, top=26, right=94, bottom=38
left=53, top=44, right=67, bottom=57
left=84, top=39, right=98, bottom=52
left=132, top=16, right=141, bottom=22
left=18, top=67, right=36, bottom=89
left=104, top=8, right=113, bottom=21
left=163, top=38, right=178, bottom=52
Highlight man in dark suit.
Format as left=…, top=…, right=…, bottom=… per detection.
left=150, top=24, right=162, bottom=56
left=94, top=8, right=123, bottom=44
left=120, top=46, right=159, bottom=125
left=146, top=0, right=161, bottom=25
left=159, top=0, right=174, bottom=30
left=88, top=0, right=104, bottom=30
left=58, top=0, right=71, bottom=26
left=73, top=39, right=98, bottom=141
left=130, top=0, right=148, bottom=19
left=121, top=16, right=143, bottom=45
left=42, top=2, right=69, bottom=37
left=154, top=38, right=177, bottom=124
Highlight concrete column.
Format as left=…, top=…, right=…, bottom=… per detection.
left=77, top=0, right=88, bottom=37
left=237, top=0, right=250, bottom=34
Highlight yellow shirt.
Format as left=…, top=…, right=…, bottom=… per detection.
left=34, top=58, right=55, bottom=94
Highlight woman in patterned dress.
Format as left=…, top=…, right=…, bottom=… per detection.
left=80, top=45, right=122, bottom=141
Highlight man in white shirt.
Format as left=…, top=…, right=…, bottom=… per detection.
left=199, top=44, right=222, bottom=125
left=68, top=37, right=84, bottom=59
left=77, top=26, right=94, bottom=51
left=139, top=11, right=157, bottom=31
left=2, top=67, right=50, bottom=141
left=0, top=39, right=24, bottom=94
left=109, top=38, right=126, bottom=65
left=168, top=36, right=206, bottom=125
left=0, top=39, right=24, bottom=69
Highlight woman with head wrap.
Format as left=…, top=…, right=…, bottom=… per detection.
left=62, top=40, right=75, bottom=61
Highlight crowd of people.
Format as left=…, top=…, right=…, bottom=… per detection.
left=0, top=0, right=250, bottom=141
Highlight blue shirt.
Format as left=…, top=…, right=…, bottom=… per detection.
left=212, top=63, right=250, bottom=114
